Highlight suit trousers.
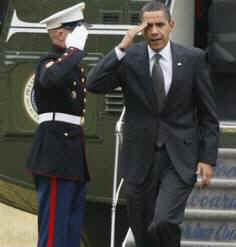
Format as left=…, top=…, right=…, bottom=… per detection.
left=124, top=147, right=194, bottom=247
left=35, top=175, right=86, bottom=247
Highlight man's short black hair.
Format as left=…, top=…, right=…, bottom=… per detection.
left=139, top=1, right=171, bottom=22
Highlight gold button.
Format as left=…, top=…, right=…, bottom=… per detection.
left=73, top=81, right=77, bottom=86
left=84, top=98, right=87, bottom=103
left=81, top=77, right=85, bottom=83
left=83, top=109, right=86, bottom=114
left=81, top=67, right=85, bottom=73
left=64, top=132, right=68, bottom=137
left=84, top=88, right=87, bottom=93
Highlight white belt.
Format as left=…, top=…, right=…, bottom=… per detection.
left=38, top=112, right=84, bottom=126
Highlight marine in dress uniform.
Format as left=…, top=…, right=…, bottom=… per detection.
left=26, top=3, right=90, bottom=247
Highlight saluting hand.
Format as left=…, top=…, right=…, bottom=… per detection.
left=196, top=162, right=213, bottom=188
left=65, top=25, right=88, bottom=51
left=118, top=22, right=148, bottom=50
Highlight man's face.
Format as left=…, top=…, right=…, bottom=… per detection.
left=49, top=28, right=72, bottom=48
left=142, top=10, right=175, bottom=52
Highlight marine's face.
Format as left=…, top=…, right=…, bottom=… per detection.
left=142, top=10, right=175, bottom=52
left=49, top=28, right=71, bottom=48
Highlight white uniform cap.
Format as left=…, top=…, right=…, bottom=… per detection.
left=40, top=2, right=85, bottom=30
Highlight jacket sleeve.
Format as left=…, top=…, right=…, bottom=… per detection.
left=85, top=49, right=124, bottom=93
left=194, top=49, right=219, bottom=166
left=39, top=48, right=86, bottom=88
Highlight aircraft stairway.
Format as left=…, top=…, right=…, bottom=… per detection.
left=121, top=148, right=236, bottom=247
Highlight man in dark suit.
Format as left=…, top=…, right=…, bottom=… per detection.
left=26, top=3, right=90, bottom=247
left=86, top=1, right=219, bottom=247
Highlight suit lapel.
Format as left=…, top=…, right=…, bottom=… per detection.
left=140, top=43, right=158, bottom=111
left=164, top=43, right=185, bottom=110
left=126, top=42, right=157, bottom=112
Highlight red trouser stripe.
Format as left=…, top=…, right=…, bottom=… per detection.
left=47, top=177, right=57, bottom=247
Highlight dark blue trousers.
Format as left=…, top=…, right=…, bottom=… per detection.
left=35, top=176, right=86, bottom=247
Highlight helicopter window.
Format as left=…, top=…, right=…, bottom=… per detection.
left=101, top=11, right=121, bottom=24
left=0, top=0, right=9, bottom=35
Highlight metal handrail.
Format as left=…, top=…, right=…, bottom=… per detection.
left=110, top=107, right=126, bottom=247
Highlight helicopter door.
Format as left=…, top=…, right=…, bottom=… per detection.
left=208, top=0, right=236, bottom=72
left=207, top=0, right=236, bottom=121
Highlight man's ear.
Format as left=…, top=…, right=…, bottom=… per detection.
left=170, top=19, right=175, bottom=30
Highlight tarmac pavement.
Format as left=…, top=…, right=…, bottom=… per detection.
left=0, top=202, right=37, bottom=247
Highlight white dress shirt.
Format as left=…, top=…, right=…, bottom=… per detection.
left=115, top=41, right=173, bottom=95
left=148, top=42, right=173, bottom=95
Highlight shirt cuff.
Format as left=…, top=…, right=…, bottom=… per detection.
left=115, top=46, right=126, bottom=60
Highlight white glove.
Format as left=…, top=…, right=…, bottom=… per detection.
left=65, top=25, right=88, bottom=50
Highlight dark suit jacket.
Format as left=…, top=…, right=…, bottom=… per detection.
left=86, top=41, right=219, bottom=185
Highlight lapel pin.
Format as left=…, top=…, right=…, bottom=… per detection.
left=177, top=62, right=183, bottom=66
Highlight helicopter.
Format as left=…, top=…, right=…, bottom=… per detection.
left=1, top=0, right=236, bottom=246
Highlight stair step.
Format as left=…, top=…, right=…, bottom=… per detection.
left=182, top=221, right=236, bottom=242
left=181, top=240, right=236, bottom=247
left=122, top=228, right=236, bottom=247
left=187, top=186, right=236, bottom=210
left=196, top=178, right=236, bottom=188
left=216, top=149, right=236, bottom=179
left=185, top=209, right=236, bottom=220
